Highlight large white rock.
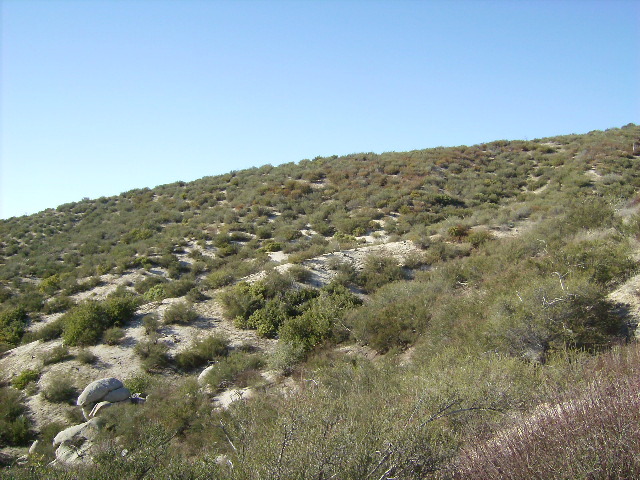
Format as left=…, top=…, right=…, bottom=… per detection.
left=102, top=386, right=131, bottom=403
left=54, top=441, right=93, bottom=465
left=53, top=418, right=100, bottom=447
left=198, top=365, right=216, bottom=386
left=77, top=378, right=123, bottom=406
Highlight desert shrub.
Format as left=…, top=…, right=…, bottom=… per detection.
left=358, top=255, right=406, bottom=292
left=42, top=377, right=77, bottom=403
left=12, top=369, right=40, bottom=390
left=143, top=314, right=160, bottom=335
left=347, top=281, right=433, bottom=353
left=206, top=270, right=236, bottom=289
left=261, top=270, right=294, bottom=298
left=143, top=283, right=166, bottom=301
left=174, top=335, right=230, bottom=370
left=61, top=297, right=137, bottom=346
left=203, top=351, right=265, bottom=391
left=0, top=387, right=33, bottom=447
left=135, top=340, right=170, bottom=372
left=29, top=317, right=65, bottom=342
left=489, top=275, right=624, bottom=356
left=279, top=286, right=361, bottom=351
left=76, top=349, right=98, bottom=364
left=269, top=340, right=308, bottom=374
left=135, top=276, right=167, bottom=295
left=61, top=276, right=102, bottom=296
left=185, top=286, right=208, bottom=303
left=39, top=274, right=61, bottom=295
left=124, top=373, right=153, bottom=395
left=448, top=223, right=471, bottom=240
left=220, top=282, right=265, bottom=322
left=0, top=306, right=28, bottom=347
left=164, top=279, right=196, bottom=299
left=103, top=327, right=125, bottom=345
left=287, top=265, right=312, bottom=283
left=163, top=302, right=198, bottom=325
left=40, top=345, right=72, bottom=365
left=424, top=240, right=472, bottom=263
left=450, top=362, right=640, bottom=479
left=42, top=295, right=75, bottom=314
left=246, top=299, right=289, bottom=338
left=561, top=237, right=636, bottom=286
left=467, top=229, right=494, bottom=248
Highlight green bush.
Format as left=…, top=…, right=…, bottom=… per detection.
left=42, top=295, right=75, bottom=314
left=280, top=286, right=361, bottom=350
left=135, top=276, right=167, bottom=295
left=12, top=369, right=40, bottom=390
left=220, top=282, right=265, bottom=322
left=247, top=299, right=289, bottom=338
left=163, top=302, right=198, bottom=325
left=164, top=279, right=196, bottom=299
left=42, top=377, right=77, bottom=403
left=260, top=241, right=283, bottom=253
left=347, top=281, right=433, bottom=353
left=288, top=265, right=313, bottom=283
left=203, top=351, right=265, bottom=391
left=0, top=387, right=33, bottom=447
left=143, top=314, right=160, bottom=335
left=124, top=373, right=153, bottom=395
left=76, top=349, right=98, bottom=364
left=206, top=270, right=236, bottom=289
left=103, top=327, right=125, bottom=345
left=40, top=345, right=72, bottom=365
left=0, top=306, right=28, bottom=347
left=61, top=297, right=138, bottom=346
left=143, top=283, right=166, bottom=301
left=174, top=335, right=230, bottom=370
left=135, top=339, right=170, bottom=372
left=358, top=255, right=406, bottom=292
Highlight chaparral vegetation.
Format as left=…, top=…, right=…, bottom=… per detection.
left=1, top=124, right=640, bottom=478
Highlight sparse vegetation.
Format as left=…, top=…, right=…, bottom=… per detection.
left=42, top=377, right=76, bottom=403
left=40, top=345, right=72, bottom=365
left=174, top=335, right=230, bottom=370
left=0, top=387, right=33, bottom=447
left=162, top=301, right=198, bottom=325
left=11, top=369, right=39, bottom=390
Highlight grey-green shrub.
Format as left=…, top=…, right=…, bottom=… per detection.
left=0, top=387, right=33, bottom=447
left=163, top=302, right=198, bottom=325
left=40, top=345, right=72, bottom=365
left=42, top=377, right=76, bottom=404
left=174, top=335, right=229, bottom=370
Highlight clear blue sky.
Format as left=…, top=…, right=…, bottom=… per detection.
left=1, top=0, right=638, bottom=219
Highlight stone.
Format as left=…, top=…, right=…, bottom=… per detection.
left=77, top=378, right=123, bottom=406
left=28, top=439, right=39, bottom=455
left=101, top=386, right=130, bottom=403
left=198, top=365, right=216, bottom=385
left=89, top=401, right=113, bottom=418
left=52, top=418, right=100, bottom=447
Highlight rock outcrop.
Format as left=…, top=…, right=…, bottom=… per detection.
left=77, top=377, right=126, bottom=407
left=76, top=377, right=132, bottom=420
left=51, top=377, right=147, bottom=465
left=52, top=418, right=101, bottom=466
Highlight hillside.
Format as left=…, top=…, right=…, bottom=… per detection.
left=1, top=124, right=640, bottom=478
